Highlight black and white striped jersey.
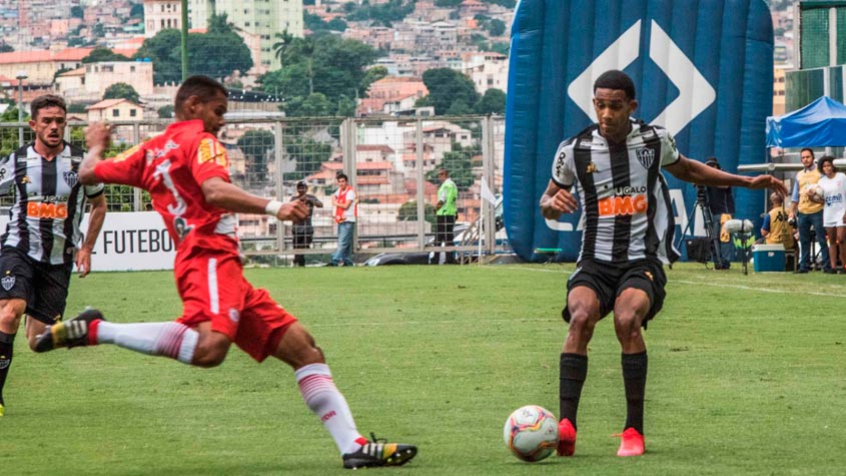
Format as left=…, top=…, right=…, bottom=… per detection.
left=0, top=142, right=104, bottom=265
left=551, top=119, right=681, bottom=264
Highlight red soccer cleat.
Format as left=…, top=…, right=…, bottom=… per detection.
left=615, top=427, right=645, bottom=457
left=556, top=418, right=577, bottom=456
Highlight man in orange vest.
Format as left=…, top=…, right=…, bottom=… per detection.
left=331, top=173, right=357, bottom=266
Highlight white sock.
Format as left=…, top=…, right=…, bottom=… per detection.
left=296, top=363, right=364, bottom=455
left=96, top=322, right=198, bottom=364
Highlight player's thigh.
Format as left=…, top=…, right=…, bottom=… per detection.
left=563, top=261, right=614, bottom=323
left=0, top=249, right=35, bottom=324
left=234, top=285, right=301, bottom=363
left=615, top=260, right=666, bottom=326
left=177, top=254, right=246, bottom=340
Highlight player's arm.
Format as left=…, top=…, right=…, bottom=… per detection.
left=664, top=154, right=788, bottom=195
left=76, top=193, right=107, bottom=278
left=540, top=180, right=578, bottom=220
left=201, top=177, right=308, bottom=222
left=79, top=122, right=110, bottom=185
left=311, top=196, right=324, bottom=208
left=760, top=214, right=771, bottom=238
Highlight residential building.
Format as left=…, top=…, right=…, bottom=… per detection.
left=87, top=98, right=144, bottom=122
left=463, top=51, right=508, bottom=94
left=189, top=0, right=303, bottom=70
left=0, top=47, right=93, bottom=85
left=357, top=76, right=428, bottom=116
left=56, top=60, right=155, bottom=102
left=144, top=0, right=182, bottom=38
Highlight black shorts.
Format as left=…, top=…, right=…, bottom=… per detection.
left=563, top=258, right=667, bottom=328
left=0, top=247, right=73, bottom=324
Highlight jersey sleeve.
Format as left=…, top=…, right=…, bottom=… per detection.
left=658, top=129, right=681, bottom=167
left=94, top=144, right=146, bottom=188
left=0, top=153, right=15, bottom=195
left=550, top=139, right=577, bottom=188
left=191, top=134, right=231, bottom=185
left=761, top=213, right=771, bottom=232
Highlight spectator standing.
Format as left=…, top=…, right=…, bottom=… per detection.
left=814, top=156, right=846, bottom=273
left=290, top=181, right=323, bottom=267
left=331, top=174, right=357, bottom=267
left=433, top=168, right=458, bottom=264
left=703, top=157, right=735, bottom=269
left=790, top=148, right=830, bottom=273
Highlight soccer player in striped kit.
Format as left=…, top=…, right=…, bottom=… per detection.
left=540, top=70, right=786, bottom=457
left=0, top=94, right=107, bottom=418
left=34, top=76, right=416, bottom=469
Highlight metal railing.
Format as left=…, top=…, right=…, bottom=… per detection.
left=0, top=115, right=507, bottom=264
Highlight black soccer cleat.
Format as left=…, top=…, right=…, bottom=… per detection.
left=342, top=433, right=417, bottom=469
left=34, top=309, right=105, bottom=353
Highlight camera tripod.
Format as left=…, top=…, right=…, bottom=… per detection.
left=679, top=192, right=726, bottom=270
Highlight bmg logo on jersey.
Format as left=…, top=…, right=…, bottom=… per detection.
left=27, top=202, right=68, bottom=219
left=598, top=190, right=648, bottom=217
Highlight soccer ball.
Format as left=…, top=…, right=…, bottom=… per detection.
left=804, top=183, right=824, bottom=199
left=503, top=405, right=559, bottom=462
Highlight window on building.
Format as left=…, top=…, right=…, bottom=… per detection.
left=130, top=109, right=137, bottom=117
left=130, top=66, right=135, bottom=73
left=112, top=109, right=119, bottom=118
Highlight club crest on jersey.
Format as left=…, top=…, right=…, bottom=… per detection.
left=1, top=273, right=15, bottom=291
left=173, top=217, right=194, bottom=241
left=636, top=148, right=655, bottom=169
left=63, top=170, right=79, bottom=188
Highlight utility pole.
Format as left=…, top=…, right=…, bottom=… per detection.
left=181, top=0, right=189, bottom=81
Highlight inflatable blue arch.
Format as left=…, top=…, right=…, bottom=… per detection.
left=504, top=0, right=774, bottom=262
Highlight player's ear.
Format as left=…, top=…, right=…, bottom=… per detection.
left=629, top=99, right=638, bottom=114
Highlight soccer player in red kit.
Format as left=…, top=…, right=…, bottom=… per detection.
left=34, top=76, right=417, bottom=470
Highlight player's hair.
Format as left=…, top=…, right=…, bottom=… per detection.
left=800, top=147, right=815, bottom=159
left=593, top=70, right=636, bottom=100
left=174, top=75, right=228, bottom=112
left=819, top=155, right=836, bottom=173
left=30, top=94, right=66, bottom=120
left=336, top=173, right=349, bottom=182
left=770, top=192, right=783, bottom=205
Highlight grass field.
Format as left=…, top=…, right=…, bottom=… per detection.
left=2, top=263, right=845, bottom=475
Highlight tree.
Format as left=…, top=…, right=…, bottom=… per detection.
left=67, top=103, right=88, bottom=113
left=327, top=18, right=348, bottom=32
left=104, top=83, right=140, bottom=103
left=360, top=66, right=388, bottom=96
left=487, top=19, right=506, bottom=37
left=426, top=144, right=477, bottom=191
left=237, top=130, right=275, bottom=186
left=397, top=200, right=437, bottom=224
left=285, top=137, right=331, bottom=181
left=421, top=68, right=480, bottom=115
left=435, top=0, right=463, bottom=6
left=445, top=99, right=473, bottom=116
left=92, top=22, right=105, bottom=38
left=158, top=105, right=175, bottom=118
left=83, top=47, right=130, bottom=64
left=474, top=88, right=506, bottom=115
left=130, top=3, right=144, bottom=19
left=71, top=5, right=84, bottom=18
left=273, top=33, right=316, bottom=94
left=0, top=107, right=23, bottom=158
left=0, top=43, right=12, bottom=53
left=283, top=93, right=334, bottom=117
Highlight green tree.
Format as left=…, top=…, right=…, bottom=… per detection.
left=360, top=66, right=388, bottom=96
left=283, top=93, right=334, bottom=117
left=274, top=33, right=316, bottom=94
left=426, top=144, right=477, bottom=191
left=421, top=68, right=480, bottom=115
left=486, top=19, right=506, bottom=37
left=92, top=22, right=105, bottom=38
left=474, top=88, right=506, bottom=114
left=0, top=107, right=23, bottom=158
left=83, top=47, right=130, bottom=64
left=236, top=130, right=275, bottom=185
left=435, top=0, right=463, bottom=6
left=304, top=12, right=329, bottom=31
left=336, top=95, right=357, bottom=117
left=285, top=137, right=331, bottom=181
left=67, top=103, right=87, bottom=113
left=130, top=3, right=144, bottom=18
left=327, top=18, right=348, bottom=32
left=158, top=105, right=175, bottom=118
left=397, top=200, right=437, bottom=224
left=446, top=99, right=473, bottom=116
left=0, top=43, right=12, bottom=53
left=346, top=0, right=415, bottom=24
left=133, top=29, right=182, bottom=84
left=104, top=83, right=140, bottom=103
left=70, top=5, right=84, bottom=18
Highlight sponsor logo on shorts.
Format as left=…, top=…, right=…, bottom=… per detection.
left=645, top=271, right=653, bottom=281
left=54, top=314, right=62, bottom=322
left=1, top=273, right=14, bottom=291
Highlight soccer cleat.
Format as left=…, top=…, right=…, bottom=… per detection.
left=556, top=418, right=577, bottom=456
left=34, top=309, right=105, bottom=353
left=615, top=427, right=645, bottom=457
left=342, top=433, right=417, bottom=469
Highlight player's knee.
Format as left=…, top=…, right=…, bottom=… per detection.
left=192, top=335, right=230, bottom=368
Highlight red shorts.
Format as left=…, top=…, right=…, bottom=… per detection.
left=175, top=252, right=297, bottom=362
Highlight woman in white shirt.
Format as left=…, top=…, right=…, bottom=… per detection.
left=814, top=156, right=846, bottom=273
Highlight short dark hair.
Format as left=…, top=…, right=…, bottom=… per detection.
left=336, top=173, right=348, bottom=182
left=819, top=155, right=836, bottom=173
left=30, top=94, right=67, bottom=120
left=593, top=70, right=636, bottom=100
left=174, top=75, right=228, bottom=112
left=296, top=181, right=307, bottom=188
left=705, top=157, right=721, bottom=170
left=800, top=147, right=815, bottom=159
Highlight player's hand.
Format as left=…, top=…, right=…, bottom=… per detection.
left=76, top=245, right=93, bottom=278
left=85, top=122, right=112, bottom=152
left=748, top=174, right=788, bottom=196
left=277, top=200, right=309, bottom=222
left=541, top=188, right=578, bottom=219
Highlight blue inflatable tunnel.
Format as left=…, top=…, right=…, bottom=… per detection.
left=504, top=0, right=774, bottom=262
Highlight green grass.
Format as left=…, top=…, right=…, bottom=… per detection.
left=2, top=263, right=845, bottom=475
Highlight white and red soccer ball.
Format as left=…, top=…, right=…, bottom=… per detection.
left=503, top=405, right=559, bottom=462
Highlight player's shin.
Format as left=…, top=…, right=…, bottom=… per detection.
left=296, top=363, right=366, bottom=454
left=559, top=352, right=588, bottom=428
left=0, top=331, right=15, bottom=411
left=96, top=322, right=198, bottom=364
left=621, top=350, right=648, bottom=433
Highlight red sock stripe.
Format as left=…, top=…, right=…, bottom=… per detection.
left=297, top=374, right=337, bottom=400
left=154, top=324, right=188, bottom=359
left=87, top=319, right=100, bottom=346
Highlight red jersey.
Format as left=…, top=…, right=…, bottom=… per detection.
left=94, top=120, right=239, bottom=261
